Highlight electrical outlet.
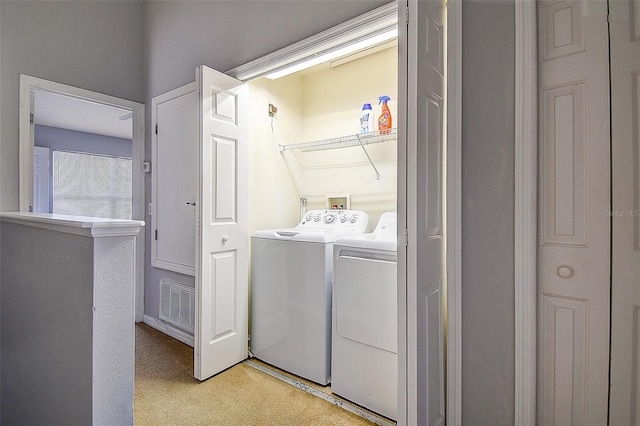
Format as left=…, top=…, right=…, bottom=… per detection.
left=143, top=161, right=151, bottom=173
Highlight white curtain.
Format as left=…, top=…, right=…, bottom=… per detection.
left=53, top=151, right=132, bottom=220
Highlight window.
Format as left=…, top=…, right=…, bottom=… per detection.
left=53, top=151, right=132, bottom=220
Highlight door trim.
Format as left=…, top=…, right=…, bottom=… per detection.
left=18, top=74, right=146, bottom=322
left=514, top=1, right=537, bottom=424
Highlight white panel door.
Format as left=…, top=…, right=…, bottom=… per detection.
left=195, top=65, right=248, bottom=381
left=151, top=83, right=198, bottom=275
left=537, top=1, right=610, bottom=424
left=610, top=0, right=640, bottom=423
left=33, top=146, right=50, bottom=213
left=405, top=0, right=445, bottom=424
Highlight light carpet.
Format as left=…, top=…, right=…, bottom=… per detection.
left=134, top=323, right=374, bottom=425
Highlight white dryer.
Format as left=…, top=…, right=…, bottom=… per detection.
left=250, top=209, right=368, bottom=385
left=332, top=212, right=398, bottom=420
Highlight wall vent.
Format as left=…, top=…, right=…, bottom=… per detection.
left=159, top=278, right=195, bottom=333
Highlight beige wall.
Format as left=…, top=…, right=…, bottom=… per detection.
left=250, top=46, right=398, bottom=228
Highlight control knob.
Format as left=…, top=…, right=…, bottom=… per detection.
left=324, top=214, right=335, bottom=224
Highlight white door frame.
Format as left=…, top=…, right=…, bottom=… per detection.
left=514, top=0, right=537, bottom=424
left=18, top=75, right=146, bottom=322
left=399, top=0, right=462, bottom=423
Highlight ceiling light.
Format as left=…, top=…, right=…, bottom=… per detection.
left=264, top=28, right=398, bottom=80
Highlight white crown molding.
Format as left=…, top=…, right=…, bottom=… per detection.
left=225, top=2, right=398, bottom=82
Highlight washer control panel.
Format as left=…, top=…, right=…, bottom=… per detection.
left=298, top=210, right=368, bottom=233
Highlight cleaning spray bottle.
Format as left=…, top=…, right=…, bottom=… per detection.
left=359, top=103, right=374, bottom=134
left=377, top=95, right=392, bottom=134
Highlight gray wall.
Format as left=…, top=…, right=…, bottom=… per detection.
left=461, top=1, right=515, bottom=424
left=1, top=222, right=94, bottom=425
left=0, top=0, right=144, bottom=212
left=142, top=0, right=391, bottom=320
left=35, top=125, right=133, bottom=159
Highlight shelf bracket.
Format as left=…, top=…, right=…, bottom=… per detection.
left=357, top=135, right=380, bottom=180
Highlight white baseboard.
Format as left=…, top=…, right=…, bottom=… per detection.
left=142, top=315, right=194, bottom=347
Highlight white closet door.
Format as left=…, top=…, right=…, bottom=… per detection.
left=151, top=83, right=198, bottom=275
left=404, top=0, right=446, bottom=424
left=194, top=65, right=248, bottom=381
left=610, top=0, right=640, bottom=423
left=536, top=1, right=610, bottom=424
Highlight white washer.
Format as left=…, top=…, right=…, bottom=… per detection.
left=332, top=212, right=398, bottom=420
left=250, top=209, right=368, bottom=385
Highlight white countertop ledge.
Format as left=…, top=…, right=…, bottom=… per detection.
left=0, top=212, right=145, bottom=237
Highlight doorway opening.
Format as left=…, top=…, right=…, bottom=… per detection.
left=18, top=75, right=146, bottom=322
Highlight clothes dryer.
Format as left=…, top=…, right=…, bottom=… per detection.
left=250, top=209, right=368, bottom=385
left=332, top=212, right=398, bottom=420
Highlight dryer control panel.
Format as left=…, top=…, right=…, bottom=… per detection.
left=297, top=210, right=368, bottom=233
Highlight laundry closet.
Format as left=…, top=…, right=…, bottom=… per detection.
left=148, top=3, right=399, bottom=421
left=247, top=42, right=398, bottom=233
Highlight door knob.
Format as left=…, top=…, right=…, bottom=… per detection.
left=557, top=265, right=573, bottom=278
left=222, top=236, right=229, bottom=243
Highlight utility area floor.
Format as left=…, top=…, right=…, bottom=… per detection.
left=134, top=323, right=375, bottom=425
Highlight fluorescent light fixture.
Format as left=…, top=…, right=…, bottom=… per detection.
left=265, top=28, right=398, bottom=80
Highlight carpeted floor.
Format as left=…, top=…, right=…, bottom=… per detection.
left=134, top=323, right=375, bottom=425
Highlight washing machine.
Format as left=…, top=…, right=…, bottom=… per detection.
left=250, top=209, right=368, bottom=385
left=332, top=212, right=398, bottom=420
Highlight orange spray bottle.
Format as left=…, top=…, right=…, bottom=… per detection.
left=377, top=95, right=392, bottom=134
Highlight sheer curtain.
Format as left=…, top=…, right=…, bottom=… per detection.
left=53, top=151, right=132, bottom=220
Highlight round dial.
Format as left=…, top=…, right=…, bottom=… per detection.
left=350, top=215, right=358, bottom=223
left=324, top=214, right=335, bottom=224
left=314, top=215, right=321, bottom=222
left=305, top=214, right=312, bottom=222
left=340, top=215, right=348, bottom=223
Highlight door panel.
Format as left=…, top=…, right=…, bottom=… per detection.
left=540, top=82, right=587, bottom=246
left=406, top=0, right=446, bottom=424
left=152, top=84, right=198, bottom=275
left=195, top=65, right=248, bottom=381
left=610, top=0, right=640, bottom=423
left=212, top=136, right=237, bottom=219
left=537, top=1, right=610, bottom=424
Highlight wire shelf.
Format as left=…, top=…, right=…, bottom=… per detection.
left=279, top=128, right=397, bottom=152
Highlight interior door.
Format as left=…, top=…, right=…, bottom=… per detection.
left=403, top=0, right=446, bottom=424
left=194, top=65, right=248, bottom=380
left=33, top=146, right=50, bottom=213
left=536, top=1, right=610, bottom=423
left=152, top=83, right=198, bottom=276
left=609, top=0, right=640, bottom=422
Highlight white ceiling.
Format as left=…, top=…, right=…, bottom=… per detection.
left=33, top=90, right=133, bottom=140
